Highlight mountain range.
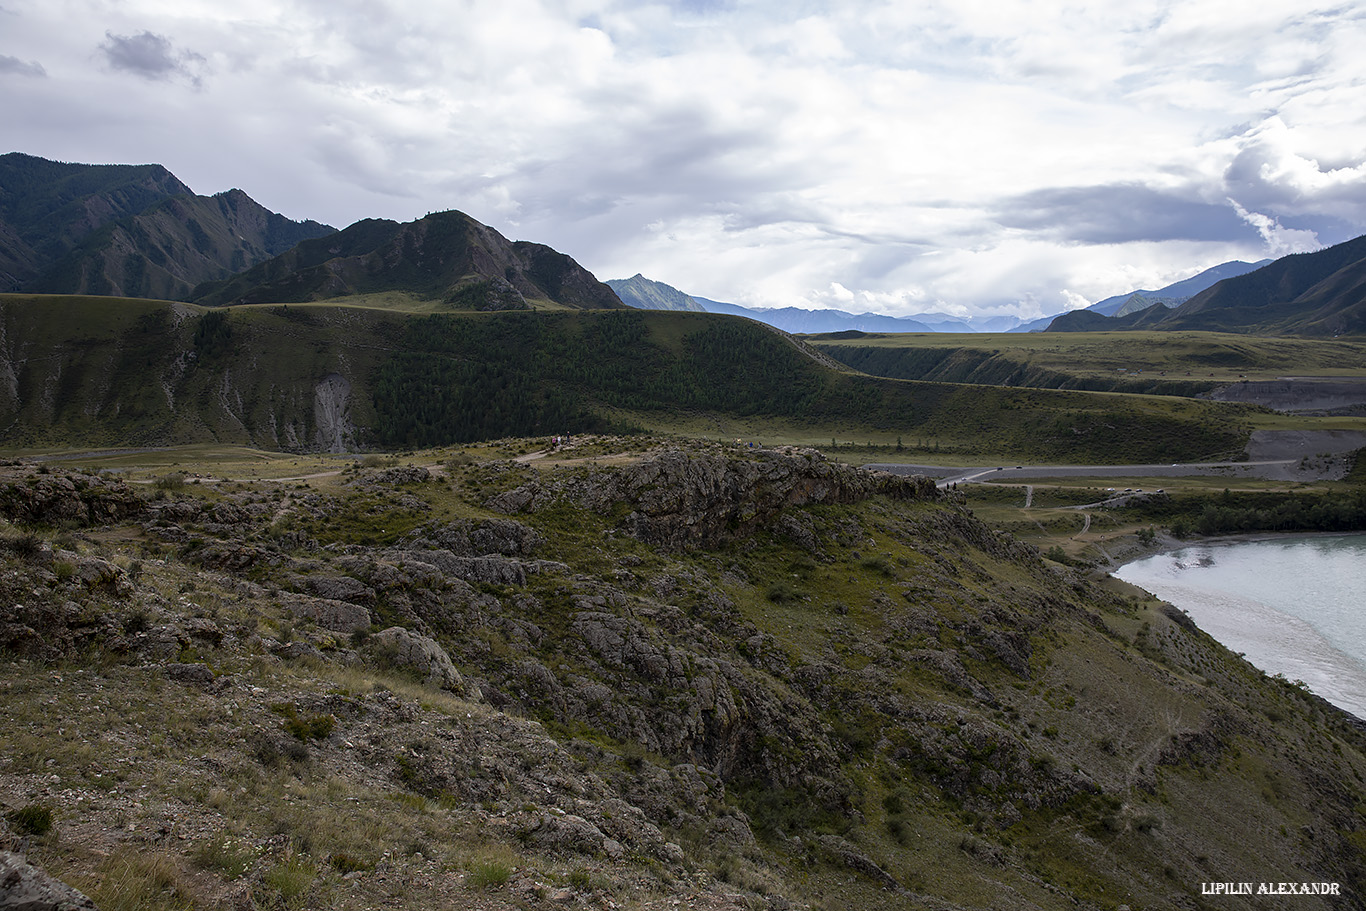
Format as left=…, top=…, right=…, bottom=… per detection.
left=1081, top=259, right=1272, bottom=318
left=607, top=274, right=1009, bottom=333
left=0, top=153, right=620, bottom=311
left=5, top=152, right=1366, bottom=335
left=609, top=257, right=1291, bottom=336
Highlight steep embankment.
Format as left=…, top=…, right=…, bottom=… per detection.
left=2, top=444, right=1363, bottom=910
left=813, top=341, right=1217, bottom=396
left=0, top=296, right=1256, bottom=462
left=0, top=296, right=392, bottom=451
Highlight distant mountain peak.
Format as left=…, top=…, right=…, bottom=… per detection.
left=609, top=275, right=1015, bottom=333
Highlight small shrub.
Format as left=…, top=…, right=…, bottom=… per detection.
left=192, top=836, right=256, bottom=879
left=271, top=703, right=334, bottom=741
left=123, top=609, right=151, bottom=635
left=154, top=472, right=186, bottom=491
left=886, top=816, right=908, bottom=843
left=444, top=453, right=475, bottom=470
left=6, top=804, right=53, bottom=836
left=766, top=580, right=803, bottom=604
left=53, top=561, right=75, bottom=582
left=468, top=860, right=512, bottom=888
left=1, top=531, right=43, bottom=559
left=263, top=856, right=316, bottom=907
left=249, top=730, right=309, bottom=769
left=1044, top=545, right=1071, bottom=565
left=329, top=852, right=368, bottom=874
left=1134, top=813, right=1162, bottom=833
left=859, top=554, right=895, bottom=577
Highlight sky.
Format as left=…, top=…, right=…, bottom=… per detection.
left=4, top=0, right=1366, bottom=320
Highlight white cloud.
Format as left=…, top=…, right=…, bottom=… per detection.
left=3, top=0, right=1366, bottom=314
left=1227, top=199, right=1321, bottom=257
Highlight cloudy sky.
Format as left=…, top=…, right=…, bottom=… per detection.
left=4, top=0, right=1366, bottom=318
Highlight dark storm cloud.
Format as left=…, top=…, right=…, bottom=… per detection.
left=1223, top=139, right=1366, bottom=217
left=99, top=30, right=204, bottom=85
left=995, top=184, right=1250, bottom=244
left=0, top=53, right=45, bottom=76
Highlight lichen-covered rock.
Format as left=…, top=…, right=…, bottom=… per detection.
left=73, top=557, right=131, bottom=596
left=284, top=596, right=371, bottom=633
left=0, top=850, right=99, bottom=910
left=365, top=626, right=466, bottom=692
left=520, top=812, right=614, bottom=858
left=303, top=574, right=377, bottom=606
left=164, top=662, right=216, bottom=685
left=0, top=471, right=144, bottom=527
left=404, top=518, right=543, bottom=557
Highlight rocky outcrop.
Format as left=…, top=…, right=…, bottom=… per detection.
left=0, top=851, right=99, bottom=910
left=364, top=626, right=467, bottom=692
left=403, top=518, right=543, bottom=557
left=487, top=447, right=939, bottom=547
left=0, top=471, right=144, bottom=526
left=283, top=595, right=372, bottom=633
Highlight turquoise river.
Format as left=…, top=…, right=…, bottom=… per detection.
left=1115, top=533, right=1366, bottom=720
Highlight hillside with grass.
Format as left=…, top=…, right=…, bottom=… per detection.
left=0, top=296, right=1256, bottom=463
left=807, top=330, right=1366, bottom=397
left=2, top=441, right=1364, bottom=910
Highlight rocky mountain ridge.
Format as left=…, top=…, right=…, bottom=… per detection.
left=0, top=153, right=334, bottom=299
left=193, top=210, right=625, bottom=310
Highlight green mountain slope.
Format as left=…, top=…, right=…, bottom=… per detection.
left=193, top=211, right=626, bottom=310
left=809, top=330, right=1366, bottom=393
left=0, top=153, right=334, bottom=299
left=0, top=296, right=1253, bottom=462
left=0, top=152, right=192, bottom=290
left=29, top=189, right=336, bottom=301
left=1155, top=234, right=1366, bottom=335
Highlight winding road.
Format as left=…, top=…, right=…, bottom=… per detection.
left=865, top=458, right=1333, bottom=489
